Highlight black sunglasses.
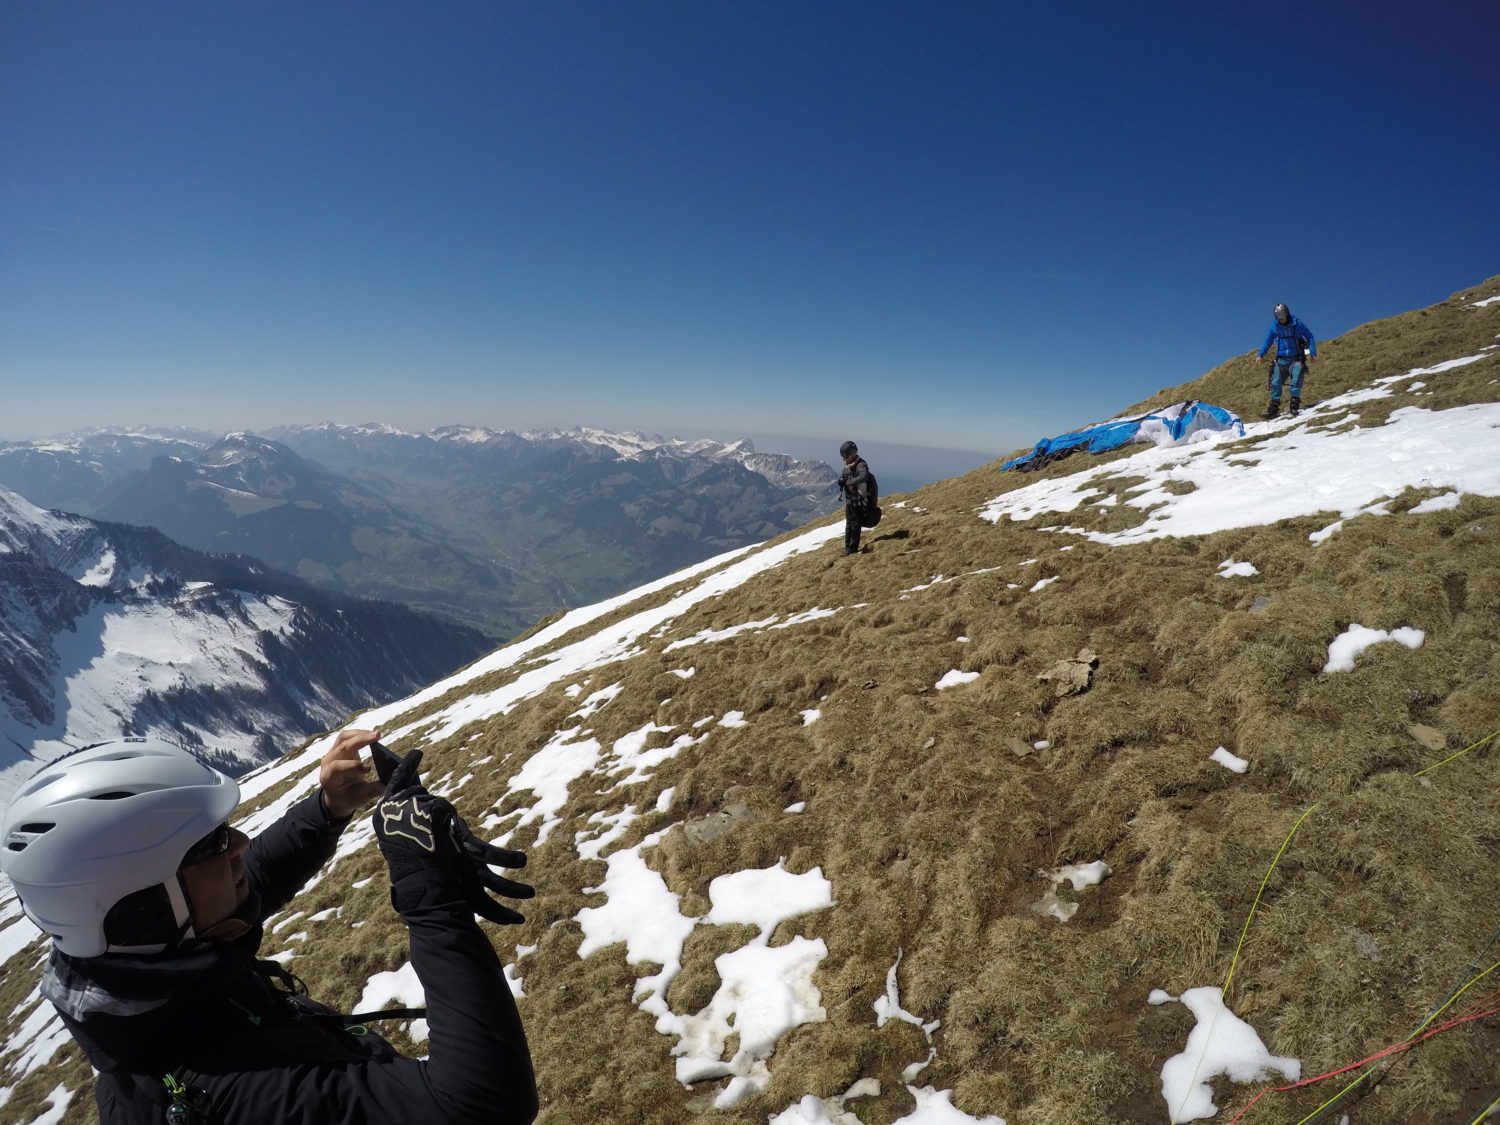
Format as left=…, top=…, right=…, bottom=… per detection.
left=181, top=823, right=234, bottom=867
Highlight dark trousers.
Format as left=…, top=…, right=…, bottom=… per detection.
left=844, top=504, right=862, bottom=553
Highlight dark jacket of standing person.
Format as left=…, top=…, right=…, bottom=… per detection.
left=0, top=732, right=538, bottom=1125
left=837, top=440, right=872, bottom=555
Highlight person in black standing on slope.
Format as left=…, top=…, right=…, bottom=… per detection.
left=0, top=730, right=538, bottom=1125
left=837, top=440, right=873, bottom=556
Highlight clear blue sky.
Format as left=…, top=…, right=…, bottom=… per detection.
left=3, top=1, right=1497, bottom=459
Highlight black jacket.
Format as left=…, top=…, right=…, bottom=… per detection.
left=48, top=793, right=537, bottom=1125
left=839, top=457, right=873, bottom=506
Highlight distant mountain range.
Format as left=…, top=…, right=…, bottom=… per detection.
left=0, top=424, right=841, bottom=640
left=0, top=483, right=490, bottom=783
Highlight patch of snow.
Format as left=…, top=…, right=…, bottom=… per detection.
left=1211, top=746, right=1249, bottom=773
left=1322, top=625, right=1425, bottom=673
left=576, top=806, right=639, bottom=861
left=1155, top=986, right=1300, bottom=1123
left=980, top=396, right=1500, bottom=544
left=70, top=546, right=117, bottom=587
left=357, top=960, right=429, bottom=1043
left=1035, top=861, right=1111, bottom=922
left=577, top=853, right=833, bottom=1108
left=10, top=999, right=70, bottom=1073
left=665, top=606, right=846, bottom=652
left=1217, top=559, right=1259, bottom=578
left=27, top=1084, right=74, bottom=1125
left=483, top=727, right=602, bottom=845
left=571, top=682, right=622, bottom=719
left=1309, top=519, right=1343, bottom=544
left=935, top=670, right=980, bottom=690
left=1410, top=490, right=1460, bottom=513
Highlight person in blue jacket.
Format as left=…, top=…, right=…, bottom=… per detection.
left=1257, top=302, right=1317, bottom=418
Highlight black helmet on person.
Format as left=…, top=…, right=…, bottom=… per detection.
left=1274, top=303, right=1291, bottom=324
left=839, top=441, right=857, bottom=458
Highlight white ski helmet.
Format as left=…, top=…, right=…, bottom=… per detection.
left=0, top=737, right=240, bottom=958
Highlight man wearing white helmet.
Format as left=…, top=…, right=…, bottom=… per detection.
left=1, top=730, right=537, bottom=1124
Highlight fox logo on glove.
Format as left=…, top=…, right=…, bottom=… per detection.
left=379, top=796, right=436, bottom=852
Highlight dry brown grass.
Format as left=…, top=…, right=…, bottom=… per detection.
left=2, top=277, right=1498, bottom=1124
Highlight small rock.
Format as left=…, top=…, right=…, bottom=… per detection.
left=1038, top=648, right=1098, bottom=697
left=1406, top=724, right=1446, bottom=752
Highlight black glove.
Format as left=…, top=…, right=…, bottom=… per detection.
left=374, top=749, right=535, bottom=925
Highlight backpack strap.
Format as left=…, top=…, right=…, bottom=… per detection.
left=345, top=1006, right=429, bottom=1022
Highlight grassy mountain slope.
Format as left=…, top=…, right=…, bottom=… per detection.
left=1, top=278, right=1498, bottom=1125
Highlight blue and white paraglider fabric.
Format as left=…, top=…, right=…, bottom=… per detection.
left=1000, top=401, right=1244, bottom=473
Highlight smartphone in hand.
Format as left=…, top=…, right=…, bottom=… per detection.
left=369, top=741, right=402, bottom=785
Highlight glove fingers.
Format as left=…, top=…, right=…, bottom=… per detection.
left=386, top=749, right=425, bottom=795
left=465, top=838, right=529, bottom=871
left=474, top=866, right=536, bottom=900
left=450, top=820, right=528, bottom=869
left=471, top=896, right=526, bottom=926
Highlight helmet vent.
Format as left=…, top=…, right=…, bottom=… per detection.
left=90, top=792, right=134, bottom=800
left=5, top=822, right=57, bottom=851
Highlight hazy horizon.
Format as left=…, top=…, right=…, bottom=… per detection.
left=5, top=3, right=1496, bottom=455
left=0, top=417, right=1002, bottom=494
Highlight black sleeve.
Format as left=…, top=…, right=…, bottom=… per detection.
left=202, top=901, right=537, bottom=1125
left=242, top=792, right=348, bottom=920
left=403, top=903, right=538, bottom=1124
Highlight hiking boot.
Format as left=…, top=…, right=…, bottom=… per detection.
left=1261, top=400, right=1280, bottom=420
left=1289, top=396, right=1302, bottom=416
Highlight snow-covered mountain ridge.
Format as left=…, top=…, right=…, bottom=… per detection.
left=0, top=484, right=490, bottom=788
left=273, top=421, right=838, bottom=494
left=1, top=278, right=1497, bottom=1124
left=0, top=425, right=841, bottom=640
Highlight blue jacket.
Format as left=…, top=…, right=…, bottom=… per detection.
left=1260, top=317, right=1316, bottom=360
